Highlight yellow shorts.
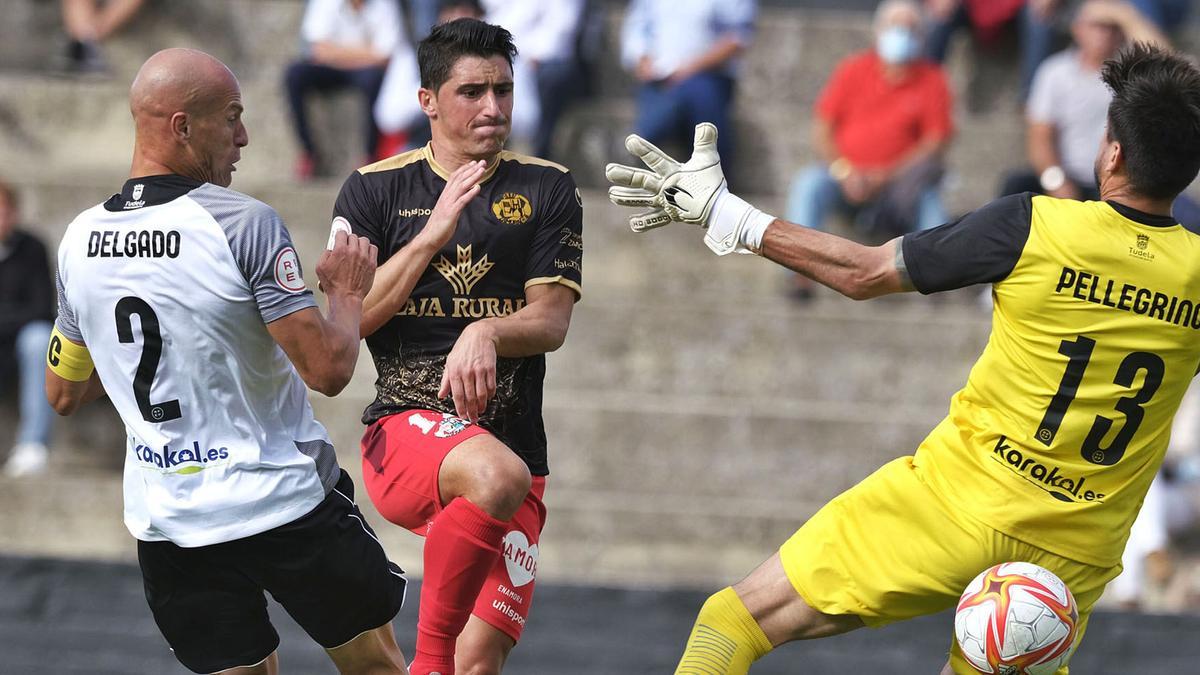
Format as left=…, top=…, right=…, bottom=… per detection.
left=779, top=456, right=1120, bottom=674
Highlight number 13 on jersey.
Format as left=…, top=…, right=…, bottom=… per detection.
left=1036, top=335, right=1164, bottom=466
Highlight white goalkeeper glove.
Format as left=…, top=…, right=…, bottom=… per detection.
left=605, top=122, right=776, bottom=256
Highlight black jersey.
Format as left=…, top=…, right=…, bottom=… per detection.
left=333, top=144, right=584, bottom=475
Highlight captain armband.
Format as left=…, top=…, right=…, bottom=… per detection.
left=47, top=326, right=94, bottom=381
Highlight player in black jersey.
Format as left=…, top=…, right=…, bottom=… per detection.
left=330, top=19, right=582, bottom=675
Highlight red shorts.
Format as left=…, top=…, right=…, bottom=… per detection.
left=361, top=410, right=548, bottom=643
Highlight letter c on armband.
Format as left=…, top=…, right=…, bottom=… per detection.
left=47, top=326, right=95, bottom=381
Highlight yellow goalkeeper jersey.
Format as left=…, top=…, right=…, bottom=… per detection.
left=901, top=194, right=1200, bottom=567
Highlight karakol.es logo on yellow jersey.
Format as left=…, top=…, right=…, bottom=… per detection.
left=492, top=192, right=533, bottom=224
left=433, top=244, right=494, bottom=294
left=991, top=435, right=1105, bottom=504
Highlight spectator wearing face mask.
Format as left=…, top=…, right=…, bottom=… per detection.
left=784, top=0, right=953, bottom=302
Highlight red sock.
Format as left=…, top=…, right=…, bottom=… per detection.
left=410, top=497, right=508, bottom=675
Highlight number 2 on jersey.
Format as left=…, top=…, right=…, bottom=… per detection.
left=1036, top=335, right=1163, bottom=466
left=115, top=296, right=182, bottom=423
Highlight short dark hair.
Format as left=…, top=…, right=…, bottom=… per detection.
left=1102, top=42, right=1200, bottom=200
left=418, top=18, right=517, bottom=92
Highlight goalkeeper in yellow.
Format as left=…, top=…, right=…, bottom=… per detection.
left=606, top=43, right=1200, bottom=674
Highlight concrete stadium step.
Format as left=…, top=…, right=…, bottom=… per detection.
left=546, top=298, right=987, bottom=405
left=310, top=384, right=948, bottom=495
left=0, top=0, right=301, bottom=79
left=0, top=459, right=828, bottom=587
left=8, top=176, right=1001, bottom=322
left=0, top=71, right=358, bottom=187
left=541, top=400, right=941, bottom=496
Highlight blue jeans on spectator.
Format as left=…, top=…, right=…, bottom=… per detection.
left=534, top=58, right=584, bottom=160
left=15, top=321, right=52, bottom=447
left=786, top=164, right=946, bottom=235
left=635, top=72, right=734, bottom=179
left=284, top=60, right=386, bottom=159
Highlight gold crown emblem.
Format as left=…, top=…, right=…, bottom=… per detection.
left=433, top=244, right=494, bottom=295
left=492, top=192, right=533, bottom=224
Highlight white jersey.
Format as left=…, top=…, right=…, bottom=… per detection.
left=55, top=175, right=339, bottom=547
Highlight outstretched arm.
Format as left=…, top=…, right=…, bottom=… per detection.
left=760, top=225, right=912, bottom=300
left=608, top=123, right=1032, bottom=301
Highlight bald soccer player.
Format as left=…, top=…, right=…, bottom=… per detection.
left=44, top=48, right=409, bottom=675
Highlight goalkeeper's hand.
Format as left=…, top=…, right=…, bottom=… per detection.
left=605, top=122, right=776, bottom=256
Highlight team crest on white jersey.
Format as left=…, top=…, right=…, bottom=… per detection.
left=273, top=246, right=305, bottom=292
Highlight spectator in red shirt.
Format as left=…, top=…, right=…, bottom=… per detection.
left=785, top=0, right=952, bottom=299
left=787, top=0, right=953, bottom=236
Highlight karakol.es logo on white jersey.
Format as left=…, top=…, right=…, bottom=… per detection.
left=274, top=246, right=306, bottom=293
left=133, top=439, right=231, bottom=475
left=503, top=530, right=538, bottom=587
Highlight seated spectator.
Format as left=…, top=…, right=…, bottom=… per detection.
left=620, top=0, right=756, bottom=183
left=924, top=0, right=1066, bottom=102
left=483, top=0, right=587, bottom=160
left=999, top=1, right=1167, bottom=202
left=0, top=181, right=55, bottom=477
left=284, top=0, right=401, bottom=179
left=785, top=0, right=953, bottom=301
left=61, top=0, right=146, bottom=73
left=374, top=0, right=483, bottom=156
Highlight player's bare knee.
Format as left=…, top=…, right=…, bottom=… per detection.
left=443, top=441, right=530, bottom=519
left=465, top=456, right=531, bottom=520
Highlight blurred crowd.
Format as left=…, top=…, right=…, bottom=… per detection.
left=281, top=0, right=757, bottom=180
left=7, top=0, right=1200, bottom=612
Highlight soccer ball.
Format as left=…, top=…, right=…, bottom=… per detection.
left=954, top=562, right=1079, bottom=675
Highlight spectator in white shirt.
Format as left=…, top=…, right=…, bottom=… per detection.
left=284, top=0, right=402, bottom=179
left=483, top=0, right=588, bottom=159
left=373, top=0, right=483, bottom=155
left=620, top=0, right=756, bottom=182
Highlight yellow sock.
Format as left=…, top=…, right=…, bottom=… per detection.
left=675, top=587, right=773, bottom=675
